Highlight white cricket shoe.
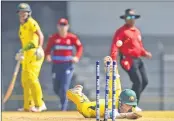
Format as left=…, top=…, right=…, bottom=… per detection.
left=70, top=85, right=83, bottom=96
left=35, top=103, right=47, bottom=112
left=30, top=106, right=40, bottom=112
left=17, top=107, right=38, bottom=112
left=135, top=106, right=142, bottom=111
left=17, top=108, right=25, bottom=112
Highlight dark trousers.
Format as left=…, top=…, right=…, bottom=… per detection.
left=121, top=58, right=148, bottom=104
left=52, top=62, right=74, bottom=111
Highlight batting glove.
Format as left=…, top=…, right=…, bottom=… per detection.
left=125, top=112, right=142, bottom=119
left=35, top=46, right=44, bottom=60
left=15, top=50, right=24, bottom=61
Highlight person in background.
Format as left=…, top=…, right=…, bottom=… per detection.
left=45, top=18, right=83, bottom=111
left=110, top=9, right=152, bottom=105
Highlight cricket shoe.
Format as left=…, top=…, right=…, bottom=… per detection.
left=67, top=85, right=90, bottom=103
left=70, top=85, right=83, bottom=95
left=135, top=106, right=142, bottom=111
left=34, top=103, right=47, bottom=112
left=17, top=107, right=38, bottom=112
left=17, top=108, right=26, bottom=112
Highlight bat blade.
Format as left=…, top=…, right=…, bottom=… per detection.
left=3, top=60, right=21, bottom=103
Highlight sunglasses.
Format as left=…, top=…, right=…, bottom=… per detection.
left=59, top=23, right=68, bottom=26
left=126, top=16, right=136, bottom=20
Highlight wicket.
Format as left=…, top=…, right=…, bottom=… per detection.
left=96, top=60, right=117, bottom=121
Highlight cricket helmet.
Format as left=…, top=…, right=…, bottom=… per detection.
left=17, top=3, right=32, bottom=13
left=119, top=89, right=137, bottom=106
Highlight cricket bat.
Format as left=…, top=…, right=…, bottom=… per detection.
left=3, top=60, right=21, bottom=103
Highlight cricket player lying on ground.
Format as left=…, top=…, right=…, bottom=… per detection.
left=66, top=56, right=142, bottom=119
left=67, top=86, right=142, bottom=119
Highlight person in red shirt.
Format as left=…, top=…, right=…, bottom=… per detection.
left=45, top=18, right=83, bottom=110
left=110, top=9, right=152, bottom=104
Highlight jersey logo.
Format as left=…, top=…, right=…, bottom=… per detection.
left=23, top=26, right=26, bottom=30
left=66, top=39, right=71, bottom=45
left=55, top=39, right=61, bottom=43
left=20, top=3, right=27, bottom=9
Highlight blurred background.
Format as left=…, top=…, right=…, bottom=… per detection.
left=2, top=1, right=174, bottom=111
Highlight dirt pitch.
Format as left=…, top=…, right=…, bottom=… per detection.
left=2, top=111, right=174, bottom=121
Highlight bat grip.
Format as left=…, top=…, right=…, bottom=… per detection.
left=13, top=60, right=21, bottom=76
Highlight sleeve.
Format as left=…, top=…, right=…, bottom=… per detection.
left=30, top=20, right=41, bottom=33
left=72, top=35, right=83, bottom=59
left=140, top=41, right=148, bottom=56
left=110, top=29, right=124, bottom=61
left=45, top=36, right=53, bottom=56
left=139, top=35, right=148, bottom=56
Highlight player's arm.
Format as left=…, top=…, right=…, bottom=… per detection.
left=31, top=21, right=44, bottom=47
left=35, top=29, right=44, bottom=47
left=139, top=34, right=152, bottom=58
left=115, top=112, right=142, bottom=119
left=72, top=35, right=83, bottom=63
left=110, top=29, right=124, bottom=61
left=21, top=21, right=44, bottom=52
left=45, top=36, right=53, bottom=62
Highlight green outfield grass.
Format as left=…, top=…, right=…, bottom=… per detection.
left=2, top=111, right=174, bottom=121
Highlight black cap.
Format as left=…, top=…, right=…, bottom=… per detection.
left=120, top=9, right=140, bottom=19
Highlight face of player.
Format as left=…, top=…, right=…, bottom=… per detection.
left=18, top=11, right=29, bottom=23
left=125, top=16, right=135, bottom=26
left=119, top=103, right=132, bottom=113
left=57, top=24, right=69, bottom=34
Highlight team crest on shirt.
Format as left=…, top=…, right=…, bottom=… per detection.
left=66, top=39, right=71, bottom=44
left=23, top=26, right=26, bottom=30
left=55, top=39, right=61, bottom=43
left=138, top=35, right=142, bottom=41
left=129, top=96, right=135, bottom=102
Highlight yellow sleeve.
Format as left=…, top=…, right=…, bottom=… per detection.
left=30, top=20, right=41, bottom=32
left=29, top=18, right=41, bottom=47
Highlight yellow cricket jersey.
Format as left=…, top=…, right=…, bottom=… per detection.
left=19, top=17, right=41, bottom=49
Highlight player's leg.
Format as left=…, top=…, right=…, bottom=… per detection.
left=139, top=59, right=148, bottom=93
left=59, top=62, right=74, bottom=110
left=26, top=49, right=46, bottom=111
left=28, top=62, right=45, bottom=108
left=19, top=65, right=35, bottom=111
left=66, top=85, right=94, bottom=117
left=66, top=85, right=90, bottom=107
left=52, top=64, right=61, bottom=97
left=82, top=99, right=112, bottom=118
left=127, top=60, right=142, bottom=103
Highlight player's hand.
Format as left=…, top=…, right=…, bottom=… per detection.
left=72, top=56, right=79, bottom=63
left=125, top=112, right=142, bottom=119
left=104, top=56, right=113, bottom=72
left=46, top=55, right=52, bottom=62
left=145, top=51, right=152, bottom=59
left=15, top=52, right=24, bottom=61
left=35, top=46, right=44, bottom=60
left=104, top=56, right=113, bottom=66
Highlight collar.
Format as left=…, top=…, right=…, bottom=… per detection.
left=124, top=24, right=136, bottom=31
left=20, top=16, right=31, bottom=25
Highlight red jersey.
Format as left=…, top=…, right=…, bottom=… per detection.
left=110, top=24, right=148, bottom=61
left=45, top=32, right=83, bottom=63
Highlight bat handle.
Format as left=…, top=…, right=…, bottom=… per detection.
left=13, top=60, right=21, bottom=76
